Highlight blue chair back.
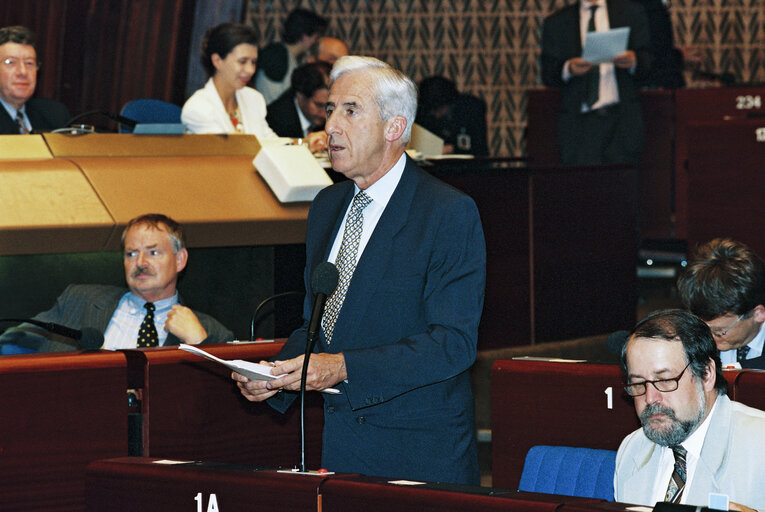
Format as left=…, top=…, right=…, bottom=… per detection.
left=0, top=344, right=36, bottom=355
left=518, top=445, right=616, bottom=500
left=119, top=98, right=182, bottom=133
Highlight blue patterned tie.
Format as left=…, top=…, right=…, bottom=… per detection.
left=322, top=190, right=372, bottom=343
left=137, top=302, right=159, bottom=347
left=665, top=445, right=687, bottom=503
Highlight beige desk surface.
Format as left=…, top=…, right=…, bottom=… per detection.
left=0, top=135, right=52, bottom=159
left=43, top=133, right=260, bottom=158
left=0, top=159, right=114, bottom=254
left=73, top=155, right=310, bottom=249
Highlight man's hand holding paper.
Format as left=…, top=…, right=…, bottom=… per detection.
left=581, top=26, right=630, bottom=64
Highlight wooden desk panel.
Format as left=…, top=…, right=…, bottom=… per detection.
left=74, top=155, right=310, bottom=249
left=731, top=370, right=765, bottom=411
left=685, top=119, right=765, bottom=256
left=0, top=159, right=114, bottom=255
left=674, top=87, right=765, bottom=238
left=0, top=134, right=52, bottom=159
left=124, top=342, right=324, bottom=470
left=491, top=360, right=741, bottom=490
left=320, top=477, right=601, bottom=512
left=430, top=164, right=531, bottom=349
left=43, top=133, right=260, bottom=158
left=0, top=351, right=128, bottom=511
left=526, top=88, right=675, bottom=240
left=86, top=457, right=339, bottom=511
left=491, top=360, right=639, bottom=489
left=531, top=166, right=637, bottom=342
left=432, top=162, right=637, bottom=347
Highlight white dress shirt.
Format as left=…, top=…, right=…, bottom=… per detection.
left=562, top=0, right=620, bottom=111
left=720, top=321, right=765, bottom=366
left=327, top=153, right=406, bottom=266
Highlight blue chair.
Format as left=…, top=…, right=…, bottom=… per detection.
left=0, top=344, right=36, bottom=355
left=518, top=445, right=617, bottom=500
left=119, top=98, right=182, bottom=133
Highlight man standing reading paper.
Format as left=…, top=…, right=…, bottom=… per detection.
left=541, top=0, right=652, bottom=166
left=233, top=56, right=486, bottom=485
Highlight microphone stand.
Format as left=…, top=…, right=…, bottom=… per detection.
left=297, top=261, right=338, bottom=473
left=299, top=293, right=326, bottom=473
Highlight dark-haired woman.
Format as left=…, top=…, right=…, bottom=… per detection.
left=182, top=23, right=277, bottom=138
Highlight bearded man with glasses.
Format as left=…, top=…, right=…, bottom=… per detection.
left=0, top=26, right=69, bottom=134
left=614, top=309, right=765, bottom=511
left=678, top=238, right=765, bottom=369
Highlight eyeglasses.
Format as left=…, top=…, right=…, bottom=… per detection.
left=1, top=58, right=40, bottom=70
left=624, top=363, right=691, bottom=397
left=709, top=311, right=748, bottom=338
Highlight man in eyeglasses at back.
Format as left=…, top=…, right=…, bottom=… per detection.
left=677, top=238, right=765, bottom=369
left=615, top=309, right=765, bottom=511
left=0, top=25, right=69, bottom=134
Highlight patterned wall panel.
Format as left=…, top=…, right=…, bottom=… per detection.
left=246, top=1, right=764, bottom=158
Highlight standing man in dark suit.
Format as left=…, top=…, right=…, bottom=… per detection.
left=0, top=26, right=69, bottom=134
left=541, top=0, right=652, bottom=166
left=233, top=56, right=486, bottom=484
left=266, top=61, right=331, bottom=140
left=677, top=239, right=765, bottom=369
left=0, top=214, right=233, bottom=352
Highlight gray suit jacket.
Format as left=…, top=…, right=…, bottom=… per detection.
left=0, top=284, right=233, bottom=352
left=615, top=394, right=765, bottom=509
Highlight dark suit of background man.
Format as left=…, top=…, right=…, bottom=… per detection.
left=416, top=75, right=489, bottom=157
left=266, top=61, right=331, bottom=139
left=677, top=239, right=765, bottom=369
left=541, top=0, right=652, bottom=166
left=0, top=214, right=233, bottom=352
left=0, top=25, right=69, bottom=134
left=234, top=56, right=487, bottom=485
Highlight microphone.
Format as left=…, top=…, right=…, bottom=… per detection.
left=78, top=327, right=106, bottom=350
left=607, top=330, right=630, bottom=355
left=62, top=110, right=138, bottom=130
left=0, top=319, right=104, bottom=351
left=249, top=291, right=304, bottom=341
left=300, top=262, right=339, bottom=472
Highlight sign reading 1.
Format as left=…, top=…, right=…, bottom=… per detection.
left=604, top=387, right=613, bottom=410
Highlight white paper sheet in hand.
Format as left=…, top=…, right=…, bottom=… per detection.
left=179, top=344, right=340, bottom=394
left=582, top=27, right=630, bottom=64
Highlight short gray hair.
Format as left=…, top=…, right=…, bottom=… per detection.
left=330, top=56, right=417, bottom=142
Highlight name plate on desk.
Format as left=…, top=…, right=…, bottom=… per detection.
left=254, top=141, right=332, bottom=203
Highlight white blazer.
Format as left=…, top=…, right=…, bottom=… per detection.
left=615, top=394, right=765, bottom=510
left=181, top=78, right=277, bottom=139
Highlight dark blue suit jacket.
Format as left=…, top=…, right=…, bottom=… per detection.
left=0, top=98, right=70, bottom=134
left=270, top=157, right=486, bottom=484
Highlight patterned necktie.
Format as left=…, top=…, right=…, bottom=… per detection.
left=737, top=345, right=750, bottom=363
left=664, top=445, right=688, bottom=503
left=585, top=5, right=600, bottom=108
left=137, top=302, right=159, bottom=347
left=322, top=190, right=372, bottom=343
left=15, top=111, right=28, bottom=134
